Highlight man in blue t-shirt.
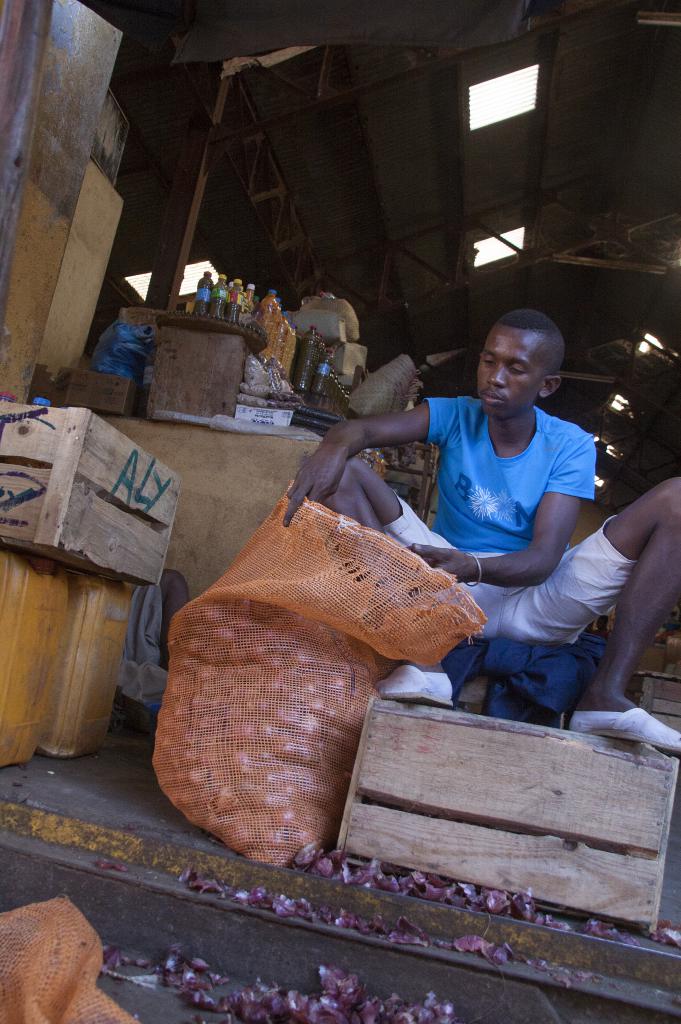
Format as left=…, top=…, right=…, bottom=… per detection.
left=286, top=309, right=681, bottom=754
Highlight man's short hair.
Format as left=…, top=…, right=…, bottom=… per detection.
left=497, top=309, right=565, bottom=373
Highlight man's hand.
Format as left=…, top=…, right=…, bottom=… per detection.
left=284, top=443, right=350, bottom=526
left=410, top=544, right=479, bottom=582
left=284, top=405, right=431, bottom=527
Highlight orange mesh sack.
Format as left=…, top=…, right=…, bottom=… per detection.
left=154, top=496, right=485, bottom=865
left=0, top=897, right=135, bottom=1024
left=199, top=495, right=486, bottom=663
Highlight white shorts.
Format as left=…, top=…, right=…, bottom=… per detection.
left=386, top=499, right=635, bottom=646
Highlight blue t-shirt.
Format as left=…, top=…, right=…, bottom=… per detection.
left=426, top=397, right=596, bottom=553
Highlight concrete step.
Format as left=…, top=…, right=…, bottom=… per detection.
left=0, top=734, right=680, bottom=1023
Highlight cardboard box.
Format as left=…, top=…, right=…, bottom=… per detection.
left=340, top=699, right=678, bottom=928
left=235, top=404, right=293, bottom=427
left=63, top=368, right=136, bottom=416
left=0, top=401, right=180, bottom=584
left=295, top=308, right=347, bottom=344
left=333, top=341, right=367, bottom=378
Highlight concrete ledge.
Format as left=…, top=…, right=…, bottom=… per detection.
left=107, top=417, right=319, bottom=596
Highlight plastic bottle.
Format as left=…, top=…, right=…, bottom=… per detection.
left=280, top=314, right=298, bottom=379
left=256, top=291, right=282, bottom=360
left=245, top=283, right=256, bottom=311
left=311, top=346, right=332, bottom=403
left=269, top=312, right=288, bottom=367
left=194, top=271, right=213, bottom=316
left=233, top=279, right=247, bottom=312
left=258, top=289, right=280, bottom=318
left=210, top=274, right=228, bottom=318
left=293, top=326, right=322, bottom=392
left=226, top=288, right=241, bottom=325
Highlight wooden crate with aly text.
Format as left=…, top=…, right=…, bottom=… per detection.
left=339, top=699, right=677, bottom=929
left=0, top=401, right=180, bottom=584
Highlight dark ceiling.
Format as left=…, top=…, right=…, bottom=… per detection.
left=93, top=0, right=681, bottom=511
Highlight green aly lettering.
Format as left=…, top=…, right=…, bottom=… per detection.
left=111, top=449, right=139, bottom=504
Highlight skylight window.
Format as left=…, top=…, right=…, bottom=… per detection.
left=125, top=261, right=219, bottom=301
left=473, top=227, right=525, bottom=268
left=640, top=331, right=678, bottom=357
left=469, top=65, right=539, bottom=131
left=609, top=393, right=629, bottom=413
left=125, top=272, right=152, bottom=301
left=595, top=476, right=605, bottom=488
left=606, top=444, right=621, bottom=459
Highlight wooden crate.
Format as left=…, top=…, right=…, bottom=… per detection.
left=28, top=366, right=136, bottom=416
left=148, top=324, right=248, bottom=421
left=339, top=700, right=678, bottom=929
left=639, top=673, right=681, bottom=732
left=0, top=401, right=180, bottom=584
left=61, top=368, right=136, bottom=416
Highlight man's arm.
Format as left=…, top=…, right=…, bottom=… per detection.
left=285, top=404, right=430, bottom=525
left=413, top=491, right=582, bottom=587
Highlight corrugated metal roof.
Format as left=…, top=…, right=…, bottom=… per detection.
left=94, top=1, right=681, bottom=504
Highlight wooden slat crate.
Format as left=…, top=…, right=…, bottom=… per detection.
left=339, top=699, right=678, bottom=929
left=61, top=368, right=137, bottom=417
left=148, top=324, right=248, bottom=421
left=457, top=675, right=488, bottom=713
left=639, top=672, right=681, bottom=732
left=0, top=401, right=180, bottom=584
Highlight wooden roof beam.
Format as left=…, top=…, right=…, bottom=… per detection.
left=552, top=254, right=668, bottom=274
left=637, top=11, right=681, bottom=26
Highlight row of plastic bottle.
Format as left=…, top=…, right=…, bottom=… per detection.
left=291, top=325, right=350, bottom=412
left=192, top=275, right=298, bottom=372
left=191, top=275, right=349, bottom=410
left=194, top=273, right=257, bottom=321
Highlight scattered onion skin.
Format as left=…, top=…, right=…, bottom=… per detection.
left=106, top=842, right=668, bottom=1020
left=103, top=948, right=467, bottom=1024
left=177, top=846, right=665, bottom=961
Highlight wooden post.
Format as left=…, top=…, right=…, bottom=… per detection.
left=146, top=76, right=230, bottom=311
left=0, top=0, right=51, bottom=340
left=145, top=124, right=210, bottom=310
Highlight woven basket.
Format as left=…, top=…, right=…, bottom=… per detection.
left=300, top=296, right=360, bottom=342
left=349, top=354, right=419, bottom=417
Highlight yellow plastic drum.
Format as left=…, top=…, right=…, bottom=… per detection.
left=38, top=574, right=131, bottom=758
left=0, top=552, right=68, bottom=766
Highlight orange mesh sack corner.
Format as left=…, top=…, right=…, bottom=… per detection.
left=0, top=897, right=135, bottom=1024
left=154, top=496, right=485, bottom=864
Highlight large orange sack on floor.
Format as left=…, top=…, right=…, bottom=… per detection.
left=154, top=497, right=485, bottom=865
left=0, top=897, right=135, bottom=1024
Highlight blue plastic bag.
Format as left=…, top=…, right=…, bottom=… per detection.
left=91, top=321, right=155, bottom=386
